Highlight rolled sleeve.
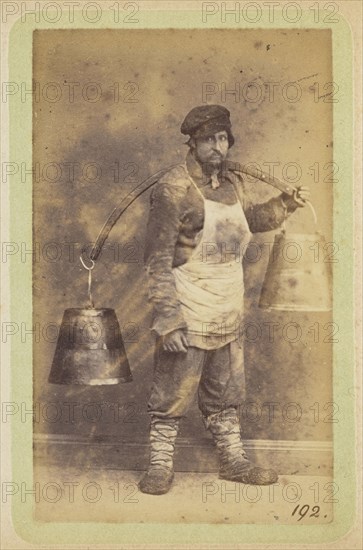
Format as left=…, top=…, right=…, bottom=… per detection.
left=244, top=194, right=298, bottom=233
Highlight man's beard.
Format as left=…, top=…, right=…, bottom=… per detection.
left=194, top=151, right=228, bottom=174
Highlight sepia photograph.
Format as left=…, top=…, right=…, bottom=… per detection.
left=1, top=1, right=361, bottom=547
left=33, top=27, right=335, bottom=523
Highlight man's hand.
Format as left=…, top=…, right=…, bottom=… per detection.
left=293, top=185, right=311, bottom=206
left=162, top=329, right=189, bottom=353
left=282, top=185, right=311, bottom=209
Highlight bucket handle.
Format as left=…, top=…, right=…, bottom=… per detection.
left=282, top=197, right=317, bottom=232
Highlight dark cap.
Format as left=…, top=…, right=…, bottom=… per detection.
left=181, top=104, right=235, bottom=147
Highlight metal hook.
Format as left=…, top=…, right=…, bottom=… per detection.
left=80, top=254, right=95, bottom=271
left=305, top=199, right=318, bottom=225
left=79, top=254, right=95, bottom=308
left=282, top=195, right=318, bottom=233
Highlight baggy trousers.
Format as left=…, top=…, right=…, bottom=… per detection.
left=148, top=338, right=246, bottom=418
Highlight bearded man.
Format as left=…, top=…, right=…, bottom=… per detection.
left=140, top=105, right=310, bottom=495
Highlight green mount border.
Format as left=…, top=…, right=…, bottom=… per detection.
left=9, top=7, right=354, bottom=546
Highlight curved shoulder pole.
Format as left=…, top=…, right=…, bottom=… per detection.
left=85, top=160, right=298, bottom=265
left=87, top=165, right=180, bottom=262
left=224, top=160, right=298, bottom=196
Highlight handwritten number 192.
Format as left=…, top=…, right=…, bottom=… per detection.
left=292, top=504, right=320, bottom=521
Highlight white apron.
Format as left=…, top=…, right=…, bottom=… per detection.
left=173, top=178, right=252, bottom=346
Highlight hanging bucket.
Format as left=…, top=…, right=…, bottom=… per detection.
left=48, top=167, right=174, bottom=386
left=49, top=163, right=329, bottom=384
left=259, top=202, right=332, bottom=311
left=48, top=307, right=132, bottom=385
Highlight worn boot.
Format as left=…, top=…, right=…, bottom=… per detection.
left=138, top=416, right=179, bottom=495
left=205, top=407, right=278, bottom=485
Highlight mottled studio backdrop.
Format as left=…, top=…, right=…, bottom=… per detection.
left=33, top=29, right=333, bottom=468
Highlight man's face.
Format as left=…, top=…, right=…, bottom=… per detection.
left=193, top=130, right=229, bottom=169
